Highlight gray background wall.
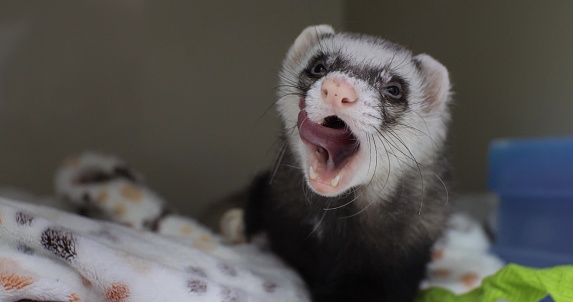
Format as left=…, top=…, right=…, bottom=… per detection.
left=0, top=1, right=571, bottom=216
left=0, top=1, right=344, bottom=215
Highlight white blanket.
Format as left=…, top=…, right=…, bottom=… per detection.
left=0, top=153, right=503, bottom=301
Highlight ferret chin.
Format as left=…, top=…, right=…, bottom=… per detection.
left=244, top=25, right=452, bottom=302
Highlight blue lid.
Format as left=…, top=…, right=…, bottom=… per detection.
left=488, top=137, right=573, bottom=195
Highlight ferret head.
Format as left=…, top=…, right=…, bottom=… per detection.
left=277, top=25, right=451, bottom=198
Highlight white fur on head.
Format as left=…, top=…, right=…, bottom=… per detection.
left=276, top=27, right=452, bottom=199
left=285, top=25, right=335, bottom=67
left=413, top=54, right=451, bottom=112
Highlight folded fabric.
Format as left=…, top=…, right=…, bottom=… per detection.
left=0, top=197, right=309, bottom=302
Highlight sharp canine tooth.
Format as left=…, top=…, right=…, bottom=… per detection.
left=330, top=175, right=340, bottom=187
left=309, top=166, right=318, bottom=180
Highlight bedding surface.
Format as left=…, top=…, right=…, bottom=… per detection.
left=0, top=153, right=503, bottom=301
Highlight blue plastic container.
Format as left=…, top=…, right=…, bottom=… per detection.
left=488, top=137, right=573, bottom=268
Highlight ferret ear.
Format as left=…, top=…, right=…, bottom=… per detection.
left=286, top=25, right=335, bottom=66
left=413, top=54, right=451, bottom=112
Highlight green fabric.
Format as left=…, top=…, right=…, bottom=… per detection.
left=416, top=264, right=573, bottom=302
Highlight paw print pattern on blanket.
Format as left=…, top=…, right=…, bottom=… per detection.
left=0, top=152, right=310, bottom=301
left=0, top=152, right=503, bottom=301
left=0, top=258, right=33, bottom=291
left=41, top=228, right=78, bottom=262
left=0, top=198, right=307, bottom=301
left=55, top=153, right=165, bottom=230
left=55, top=153, right=220, bottom=250
left=421, top=214, right=504, bottom=294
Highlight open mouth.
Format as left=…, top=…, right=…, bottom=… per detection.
left=297, top=101, right=360, bottom=195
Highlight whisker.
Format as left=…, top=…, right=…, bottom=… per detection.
left=306, top=207, right=328, bottom=239
left=269, top=127, right=296, bottom=184
left=323, top=196, right=356, bottom=211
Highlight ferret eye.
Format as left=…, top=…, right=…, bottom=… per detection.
left=310, top=63, right=327, bottom=77
left=384, top=85, right=402, bottom=98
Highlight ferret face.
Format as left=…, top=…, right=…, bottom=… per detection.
left=277, top=25, right=451, bottom=198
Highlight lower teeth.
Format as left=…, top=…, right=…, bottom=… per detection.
left=330, top=175, right=340, bottom=187
left=309, top=166, right=318, bottom=180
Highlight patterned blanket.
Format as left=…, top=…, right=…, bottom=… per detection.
left=0, top=153, right=503, bottom=301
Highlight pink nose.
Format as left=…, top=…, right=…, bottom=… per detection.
left=321, top=78, right=358, bottom=106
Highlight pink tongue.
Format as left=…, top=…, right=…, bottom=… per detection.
left=297, top=109, right=358, bottom=170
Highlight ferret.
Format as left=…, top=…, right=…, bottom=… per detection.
left=239, top=25, right=452, bottom=302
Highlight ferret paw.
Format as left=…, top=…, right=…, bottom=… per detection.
left=220, top=208, right=245, bottom=244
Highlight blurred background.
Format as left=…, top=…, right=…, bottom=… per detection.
left=0, top=1, right=571, bottom=217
